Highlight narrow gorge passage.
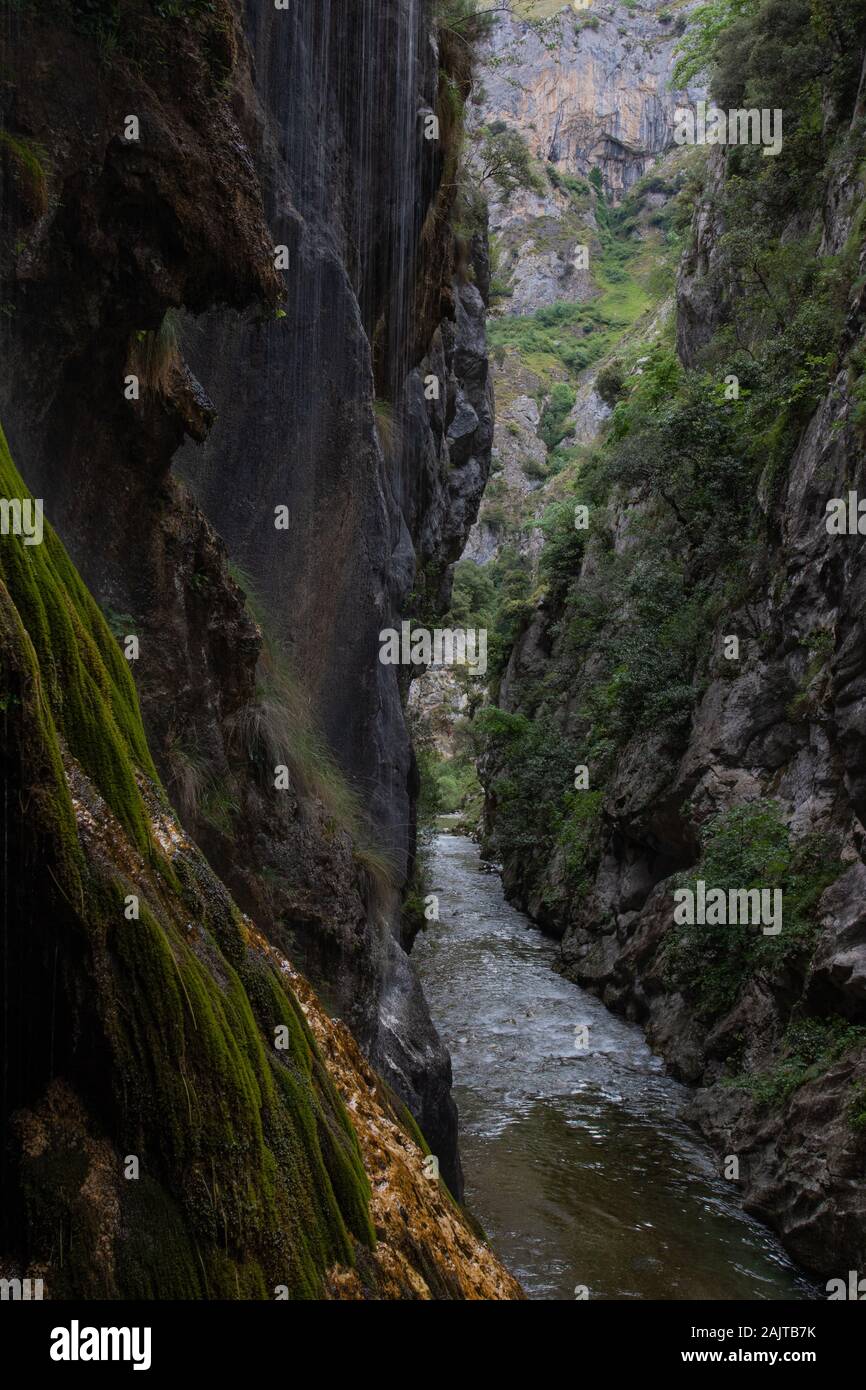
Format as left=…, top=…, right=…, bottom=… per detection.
left=414, top=834, right=814, bottom=1301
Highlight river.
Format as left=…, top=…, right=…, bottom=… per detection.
left=412, top=832, right=817, bottom=1302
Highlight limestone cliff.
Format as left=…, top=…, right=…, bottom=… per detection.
left=474, top=0, right=691, bottom=317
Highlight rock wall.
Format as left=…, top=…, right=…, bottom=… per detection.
left=0, top=424, right=517, bottom=1298
left=0, top=0, right=491, bottom=1203
left=481, top=2, right=690, bottom=199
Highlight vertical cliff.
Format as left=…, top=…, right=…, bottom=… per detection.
left=170, top=3, right=492, bottom=1183
left=0, top=0, right=496, bottom=1284
left=0, top=423, right=518, bottom=1299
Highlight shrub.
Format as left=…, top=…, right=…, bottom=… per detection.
left=595, top=360, right=625, bottom=406
left=539, top=382, right=577, bottom=450
left=663, top=802, right=842, bottom=1021
left=732, top=1017, right=866, bottom=1108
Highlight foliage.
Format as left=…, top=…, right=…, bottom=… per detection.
left=539, top=382, right=576, bottom=450
left=595, top=360, right=625, bottom=407
left=448, top=549, right=532, bottom=683
left=663, top=802, right=842, bottom=1021
left=488, top=298, right=623, bottom=378
left=475, top=123, right=545, bottom=199
left=476, top=706, right=603, bottom=901
left=538, top=498, right=587, bottom=595
left=672, top=0, right=760, bottom=86
left=731, top=1016, right=866, bottom=1108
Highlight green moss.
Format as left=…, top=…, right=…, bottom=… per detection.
left=0, top=130, right=49, bottom=219
left=0, top=421, right=375, bottom=1298
left=0, top=424, right=157, bottom=852
left=109, top=893, right=373, bottom=1295
left=115, top=1178, right=205, bottom=1300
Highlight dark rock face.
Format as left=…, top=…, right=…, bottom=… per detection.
left=177, top=0, right=493, bottom=866
left=807, top=865, right=866, bottom=1018
left=173, top=0, right=492, bottom=1195
left=0, top=0, right=491, bottom=1199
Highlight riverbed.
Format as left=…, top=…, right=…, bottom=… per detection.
left=412, top=833, right=815, bottom=1301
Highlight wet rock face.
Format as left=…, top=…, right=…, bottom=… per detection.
left=172, top=0, right=491, bottom=1190
left=178, top=0, right=492, bottom=860
left=0, top=0, right=490, bottom=1198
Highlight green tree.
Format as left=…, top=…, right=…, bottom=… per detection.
left=475, top=124, right=544, bottom=198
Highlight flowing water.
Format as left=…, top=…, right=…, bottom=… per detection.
left=413, top=832, right=817, bottom=1302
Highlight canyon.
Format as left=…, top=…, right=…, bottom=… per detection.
left=2, top=0, right=865, bottom=1304
left=458, top=0, right=866, bottom=1284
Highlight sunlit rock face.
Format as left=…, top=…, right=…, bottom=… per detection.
left=468, top=2, right=694, bottom=321
left=479, top=1, right=690, bottom=202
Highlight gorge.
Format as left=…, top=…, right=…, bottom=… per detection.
left=1, top=0, right=865, bottom=1309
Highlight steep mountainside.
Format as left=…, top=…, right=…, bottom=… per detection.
left=475, top=0, right=866, bottom=1276
left=0, top=0, right=511, bottom=1295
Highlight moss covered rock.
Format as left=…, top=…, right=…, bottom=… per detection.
left=0, top=423, right=375, bottom=1298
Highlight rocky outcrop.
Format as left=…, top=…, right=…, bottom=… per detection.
left=0, top=0, right=492, bottom=1201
